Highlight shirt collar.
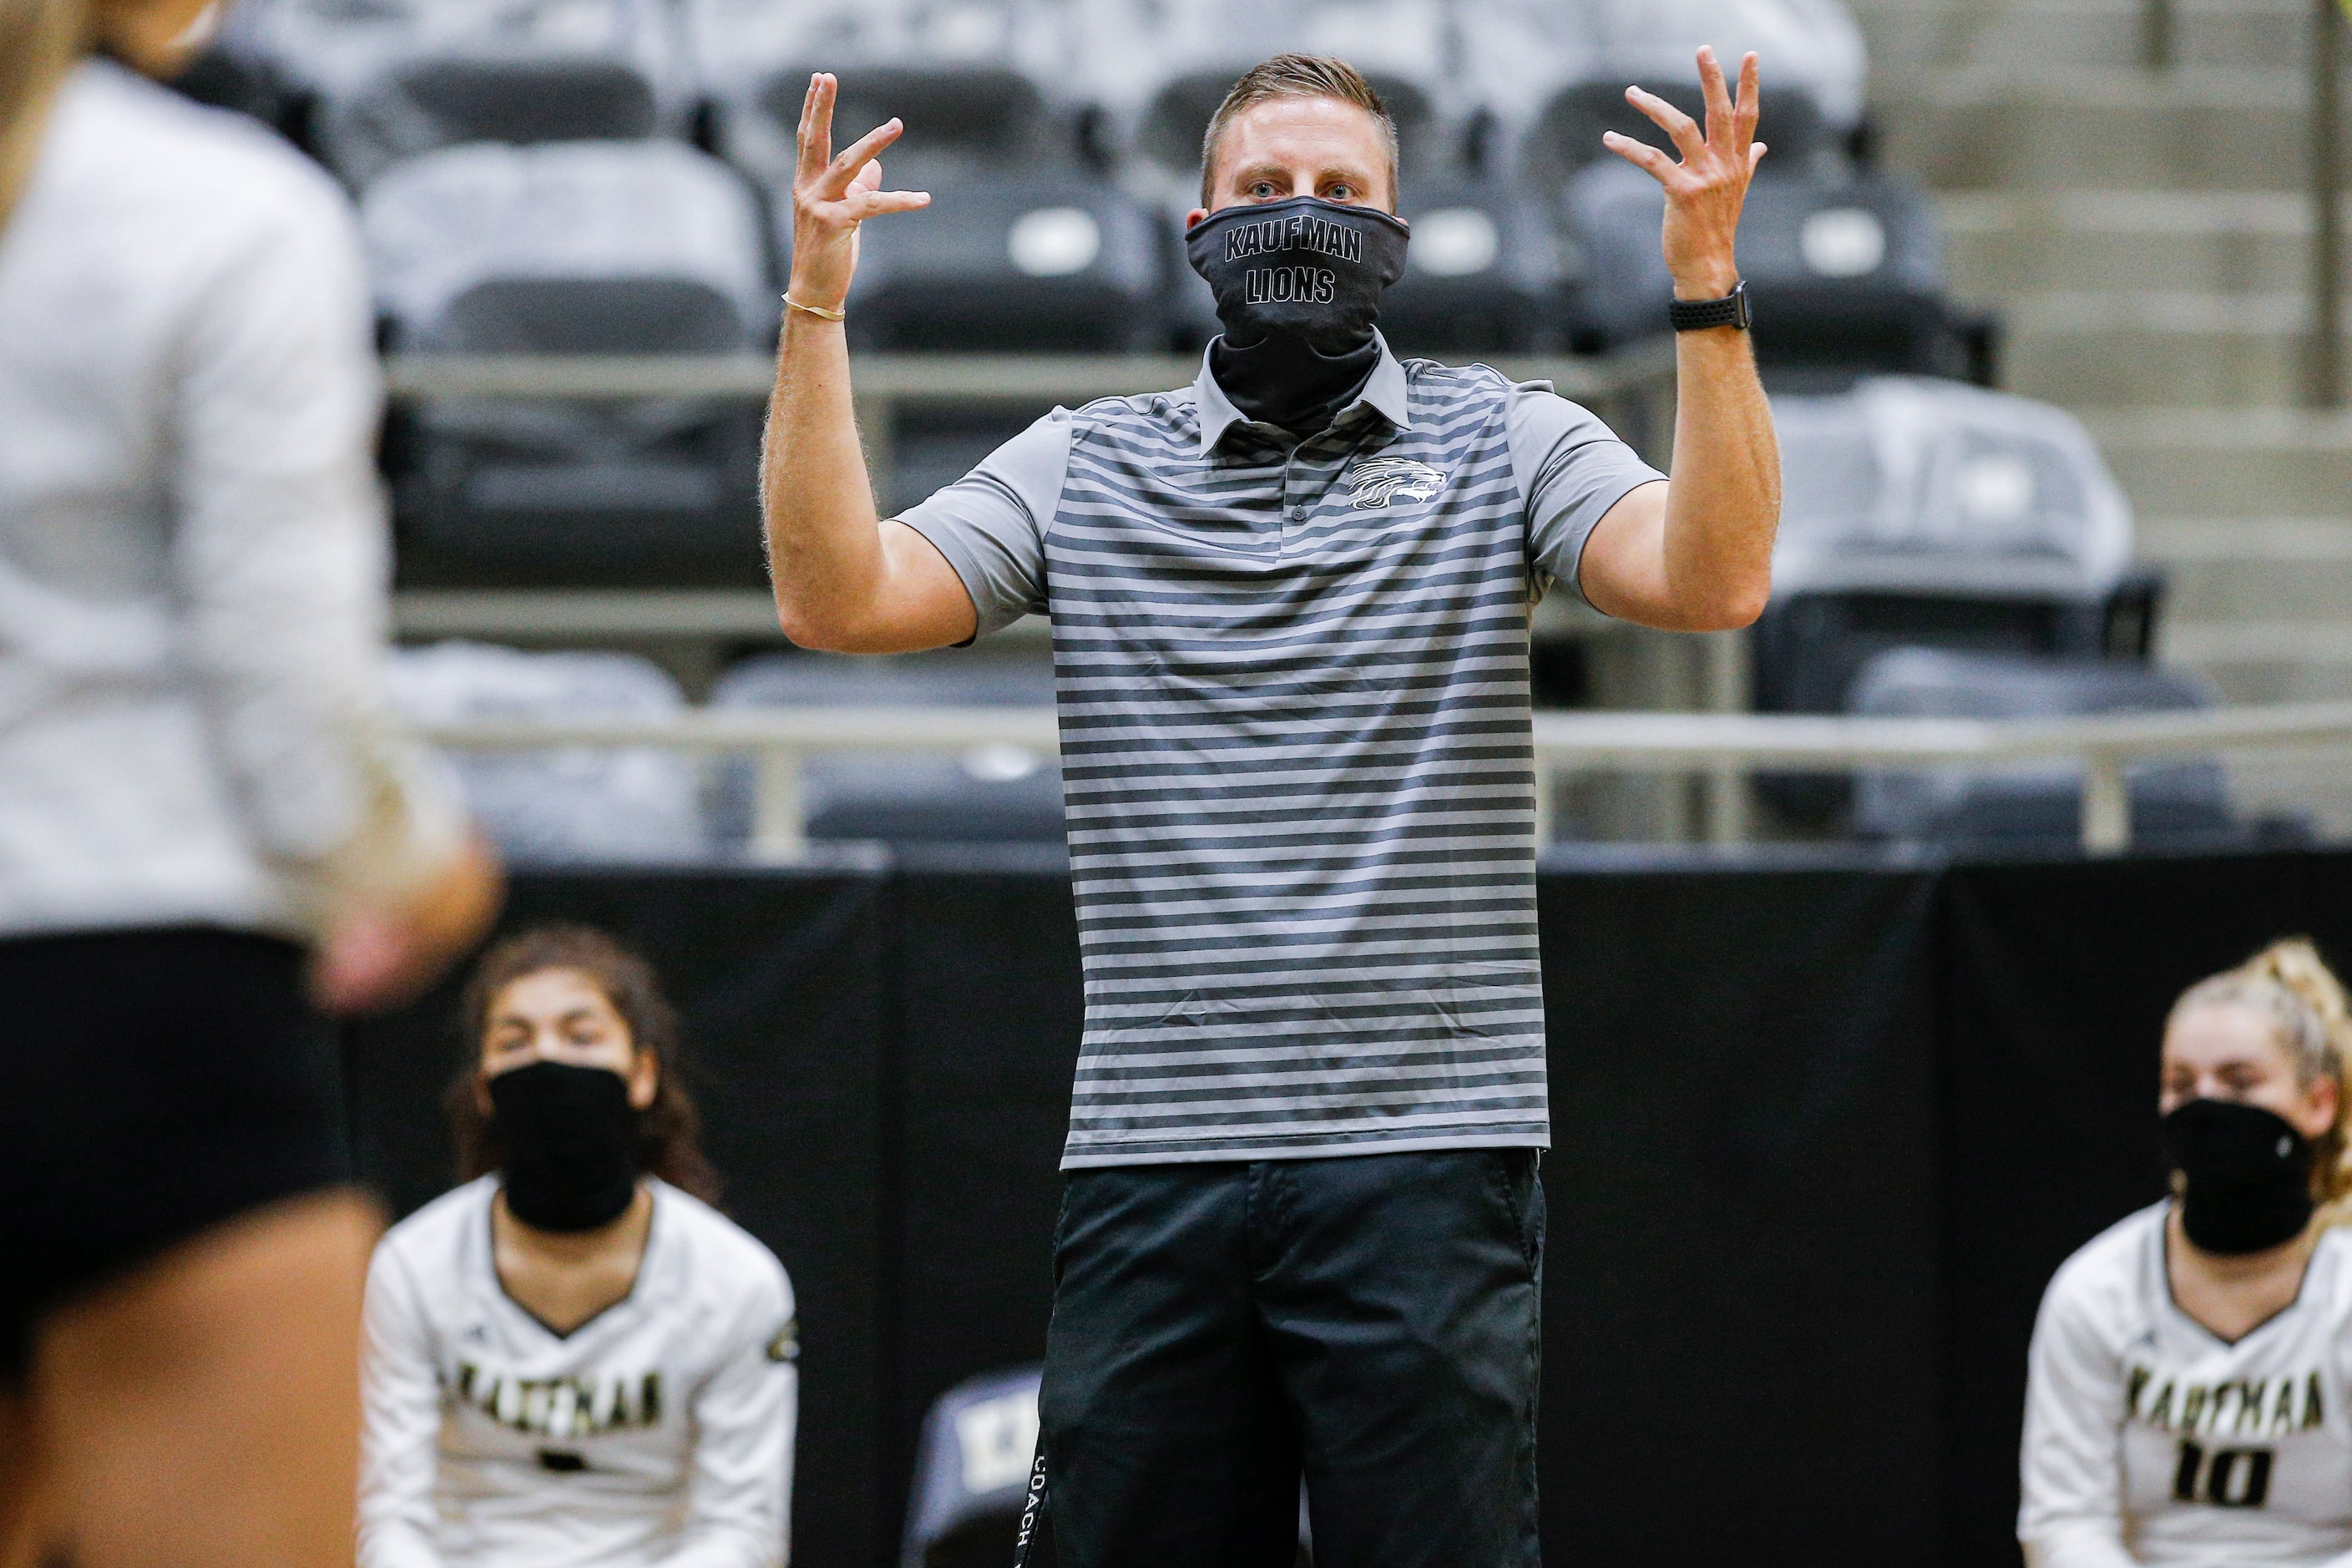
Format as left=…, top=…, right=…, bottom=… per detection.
left=1192, top=331, right=1414, bottom=457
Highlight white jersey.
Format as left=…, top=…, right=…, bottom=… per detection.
left=0, top=61, right=465, bottom=942
left=2021, top=1201, right=2352, bottom=1568
left=360, top=1177, right=797, bottom=1568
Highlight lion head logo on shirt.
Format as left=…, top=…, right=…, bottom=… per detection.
left=1344, top=457, right=1446, bottom=510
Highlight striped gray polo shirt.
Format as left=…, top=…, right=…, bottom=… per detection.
left=902, top=336, right=1662, bottom=1168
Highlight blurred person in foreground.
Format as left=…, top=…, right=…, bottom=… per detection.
left=0, top=0, right=501, bottom=1563
left=359, top=925, right=795, bottom=1568
left=2021, top=940, right=2352, bottom=1567
left=763, top=46, right=1778, bottom=1568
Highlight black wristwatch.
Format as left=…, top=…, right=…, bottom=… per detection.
left=1668, top=280, right=1751, bottom=332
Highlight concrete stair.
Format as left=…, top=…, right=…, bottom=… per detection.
left=1854, top=0, right=2310, bottom=73
left=1845, top=0, right=2352, bottom=830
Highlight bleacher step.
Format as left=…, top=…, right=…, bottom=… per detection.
left=2083, top=406, right=2352, bottom=513
left=1940, top=190, right=2329, bottom=297
left=1877, top=68, right=2328, bottom=191
left=1849, top=0, right=2315, bottom=74
left=1925, top=0, right=2308, bottom=71
left=1990, top=290, right=2341, bottom=407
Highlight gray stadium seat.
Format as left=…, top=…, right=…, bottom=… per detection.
left=1554, top=150, right=1966, bottom=375
left=384, top=643, right=711, bottom=864
left=1538, top=0, right=1869, bottom=147
left=1523, top=76, right=1828, bottom=192
left=709, top=652, right=1065, bottom=848
left=244, top=0, right=690, bottom=185
left=732, top=65, right=1165, bottom=353
left=688, top=0, right=1165, bottom=353
left=1750, top=378, right=2174, bottom=832
left=1756, top=376, right=2146, bottom=715
left=361, top=140, right=771, bottom=585
left=902, top=1367, right=1050, bottom=1568
left=1848, top=648, right=2235, bottom=849
left=1524, top=73, right=1971, bottom=377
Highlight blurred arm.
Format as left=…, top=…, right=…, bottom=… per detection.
left=760, top=73, right=974, bottom=653
left=170, top=168, right=498, bottom=1009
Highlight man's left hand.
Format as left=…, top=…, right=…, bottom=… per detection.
left=1603, top=48, right=1765, bottom=301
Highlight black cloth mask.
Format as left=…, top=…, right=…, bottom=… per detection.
left=2160, top=1098, right=2316, bottom=1256
left=489, top=1060, right=640, bottom=1233
left=1186, top=195, right=1410, bottom=435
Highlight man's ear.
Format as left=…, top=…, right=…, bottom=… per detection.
left=1185, top=207, right=1209, bottom=230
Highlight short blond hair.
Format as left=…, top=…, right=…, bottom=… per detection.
left=1199, top=53, right=1397, bottom=207
left=2172, top=938, right=2352, bottom=1203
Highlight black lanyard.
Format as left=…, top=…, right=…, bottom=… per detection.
left=1010, top=1447, right=1049, bottom=1567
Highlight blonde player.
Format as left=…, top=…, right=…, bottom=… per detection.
left=2021, top=939, right=2352, bottom=1566
left=0, top=1, right=499, bottom=1563
left=360, top=926, right=797, bottom=1568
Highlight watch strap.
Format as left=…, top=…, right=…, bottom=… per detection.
left=1668, top=281, right=1751, bottom=332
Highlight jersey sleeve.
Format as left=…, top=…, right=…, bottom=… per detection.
left=171, top=171, right=468, bottom=924
left=893, top=408, right=1068, bottom=641
left=2017, top=1257, right=2141, bottom=1568
left=1508, top=382, right=1666, bottom=611
left=657, top=1255, right=799, bottom=1568
left=357, top=1241, right=449, bottom=1568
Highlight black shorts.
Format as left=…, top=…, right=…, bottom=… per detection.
left=0, top=927, right=351, bottom=1383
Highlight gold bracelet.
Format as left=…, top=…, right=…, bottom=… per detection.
left=783, top=293, right=847, bottom=321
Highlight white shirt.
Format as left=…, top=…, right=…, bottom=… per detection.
left=360, top=1178, right=797, bottom=1568
left=2021, top=1201, right=2352, bottom=1568
left=0, top=60, right=461, bottom=941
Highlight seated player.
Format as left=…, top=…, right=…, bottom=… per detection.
left=2021, top=939, right=2352, bottom=1567
left=359, top=925, right=797, bottom=1568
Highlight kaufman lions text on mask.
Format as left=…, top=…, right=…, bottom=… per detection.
left=1221, top=208, right=1365, bottom=306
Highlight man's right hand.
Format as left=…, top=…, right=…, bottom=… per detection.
left=765, top=73, right=977, bottom=655
left=788, top=73, right=931, bottom=312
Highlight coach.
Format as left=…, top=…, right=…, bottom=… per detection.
left=761, top=49, right=1778, bottom=1568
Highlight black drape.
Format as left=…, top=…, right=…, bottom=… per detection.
left=343, top=847, right=2352, bottom=1568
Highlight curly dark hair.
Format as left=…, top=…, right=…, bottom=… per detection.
left=446, top=923, right=723, bottom=1205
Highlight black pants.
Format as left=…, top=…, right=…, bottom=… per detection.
left=1038, top=1149, right=1545, bottom=1568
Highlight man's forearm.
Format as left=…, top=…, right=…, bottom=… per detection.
left=758, top=311, right=890, bottom=646
left=1586, top=49, right=1780, bottom=631
left=1659, top=323, right=1779, bottom=629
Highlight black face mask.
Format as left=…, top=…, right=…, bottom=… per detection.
left=1186, top=195, right=1410, bottom=435
left=2160, top=1098, right=2315, bottom=1256
left=489, top=1060, right=640, bottom=1233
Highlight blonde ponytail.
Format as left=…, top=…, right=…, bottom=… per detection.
left=2172, top=938, right=2352, bottom=1205
left=0, top=0, right=84, bottom=235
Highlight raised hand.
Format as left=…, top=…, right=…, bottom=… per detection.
left=788, top=73, right=931, bottom=316
left=1602, top=48, right=1765, bottom=301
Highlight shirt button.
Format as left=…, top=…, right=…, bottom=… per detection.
left=1289, top=506, right=1308, bottom=521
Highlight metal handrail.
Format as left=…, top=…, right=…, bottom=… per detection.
left=416, top=701, right=2352, bottom=859
left=378, top=342, right=1679, bottom=405
left=378, top=342, right=1683, bottom=479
